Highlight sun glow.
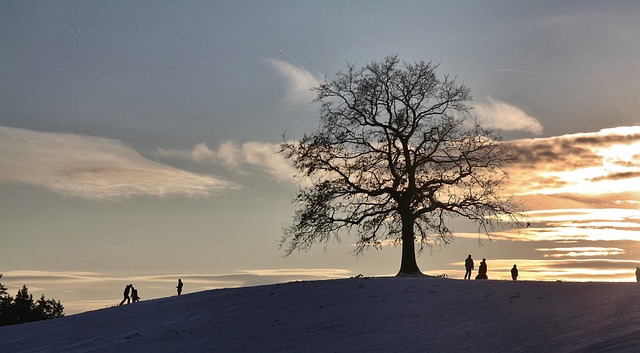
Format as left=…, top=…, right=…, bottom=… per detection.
left=490, top=208, right=640, bottom=242
left=535, top=247, right=626, bottom=257
left=526, top=208, right=640, bottom=222
left=508, top=126, right=640, bottom=198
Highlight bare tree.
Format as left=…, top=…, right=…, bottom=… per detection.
left=281, top=55, right=522, bottom=275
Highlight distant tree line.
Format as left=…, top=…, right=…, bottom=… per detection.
left=0, top=274, right=64, bottom=326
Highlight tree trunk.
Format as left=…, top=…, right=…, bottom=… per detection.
left=397, top=215, right=422, bottom=275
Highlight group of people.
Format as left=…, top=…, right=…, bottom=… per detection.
left=119, top=279, right=184, bottom=306
left=464, top=255, right=518, bottom=281
left=466, top=259, right=640, bottom=282
left=119, top=284, right=140, bottom=305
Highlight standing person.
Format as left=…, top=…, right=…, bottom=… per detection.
left=177, top=279, right=183, bottom=295
left=464, top=255, right=474, bottom=280
left=119, top=284, right=132, bottom=305
left=511, top=264, right=519, bottom=281
left=635, top=267, right=640, bottom=282
left=476, top=258, right=488, bottom=280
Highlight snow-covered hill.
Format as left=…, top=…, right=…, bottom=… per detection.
left=1, top=276, right=640, bottom=352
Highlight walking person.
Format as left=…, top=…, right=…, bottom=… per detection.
left=464, top=255, right=474, bottom=280
left=511, top=264, right=519, bottom=281
left=177, top=279, right=183, bottom=295
left=119, top=284, right=132, bottom=305
left=635, top=267, right=640, bottom=282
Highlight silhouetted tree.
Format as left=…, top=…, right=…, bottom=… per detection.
left=0, top=275, right=6, bottom=296
left=0, top=276, right=64, bottom=326
left=0, top=295, right=14, bottom=326
left=0, top=275, right=13, bottom=326
left=36, top=294, right=64, bottom=320
left=13, top=285, right=36, bottom=323
left=281, top=55, right=522, bottom=275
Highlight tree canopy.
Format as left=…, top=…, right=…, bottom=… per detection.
left=281, top=55, right=522, bottom=274
left=0, top=275, right=64, bottom=326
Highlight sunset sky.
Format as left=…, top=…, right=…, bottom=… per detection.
left=2, top=1, right=640, bottom=314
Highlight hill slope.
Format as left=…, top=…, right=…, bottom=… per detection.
left=1, top=277, right=640, bottom=352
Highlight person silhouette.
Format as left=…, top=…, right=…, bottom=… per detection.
left=177, top=279, right=183, bottom=295
left=131, top=287, right=140, bottom=303
left=464, top=255, right=474, bottom=280
left=511, top=264, right=519, bottom=281
left=475, top=258, right=488, bottom=280
left=635, top=267, right=640, bottom=282
left=119, top=284, right=132, bottom=305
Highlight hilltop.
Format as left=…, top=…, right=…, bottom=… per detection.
left=1, top=276, right=639, bottom=352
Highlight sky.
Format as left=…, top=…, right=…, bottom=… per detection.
left=2, top=0, right=640, bottom=314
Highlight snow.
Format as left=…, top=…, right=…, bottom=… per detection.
left=1, top=276, right=640, bottom=352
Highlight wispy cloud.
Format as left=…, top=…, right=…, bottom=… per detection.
left=2, top=270, right=108, bottom=283
left=0, top=269, right=354, bottom=314
left=265, top=58, right=322, bottom=109
left=472, top=97, right=543, bottom=135
left=486, top=208, right=640, bottom=244
left=158, top=141, right=296, bottom=182
left=0, top=269, right=352, bottom=288
left=535, top=247, right=626, bottom=258
left=0, top=126, right=237, bottom=200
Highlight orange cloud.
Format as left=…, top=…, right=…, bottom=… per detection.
left=483, top=207, right=640, bottom=245
left=505, top=126, right=640, bottom=203
left=535, top=247, right=626, bottom=257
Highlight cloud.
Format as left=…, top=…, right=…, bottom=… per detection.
left=157, top=143, right=217, bottom=164
left=0, top=126, right=237, bottom=199
left=505, top=126, right=640, bottom=199
left=2, top=268, right=352, bottom=288
left=265, top=58, right=322, bottom=109
left=535, top=247, right=626, bottom=258
left=0, top=268, right=354, bottom=314
left=1, top=270, right=107, bottom=283
left=486, top=208, right=640, bottom=243
left=589, top=171, right=640, bottom=182
left=158, top=141, right=296, bottom=182
left=509, top=126, right=640, bottom=171
left=471, top=97, right=543, bottom=135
